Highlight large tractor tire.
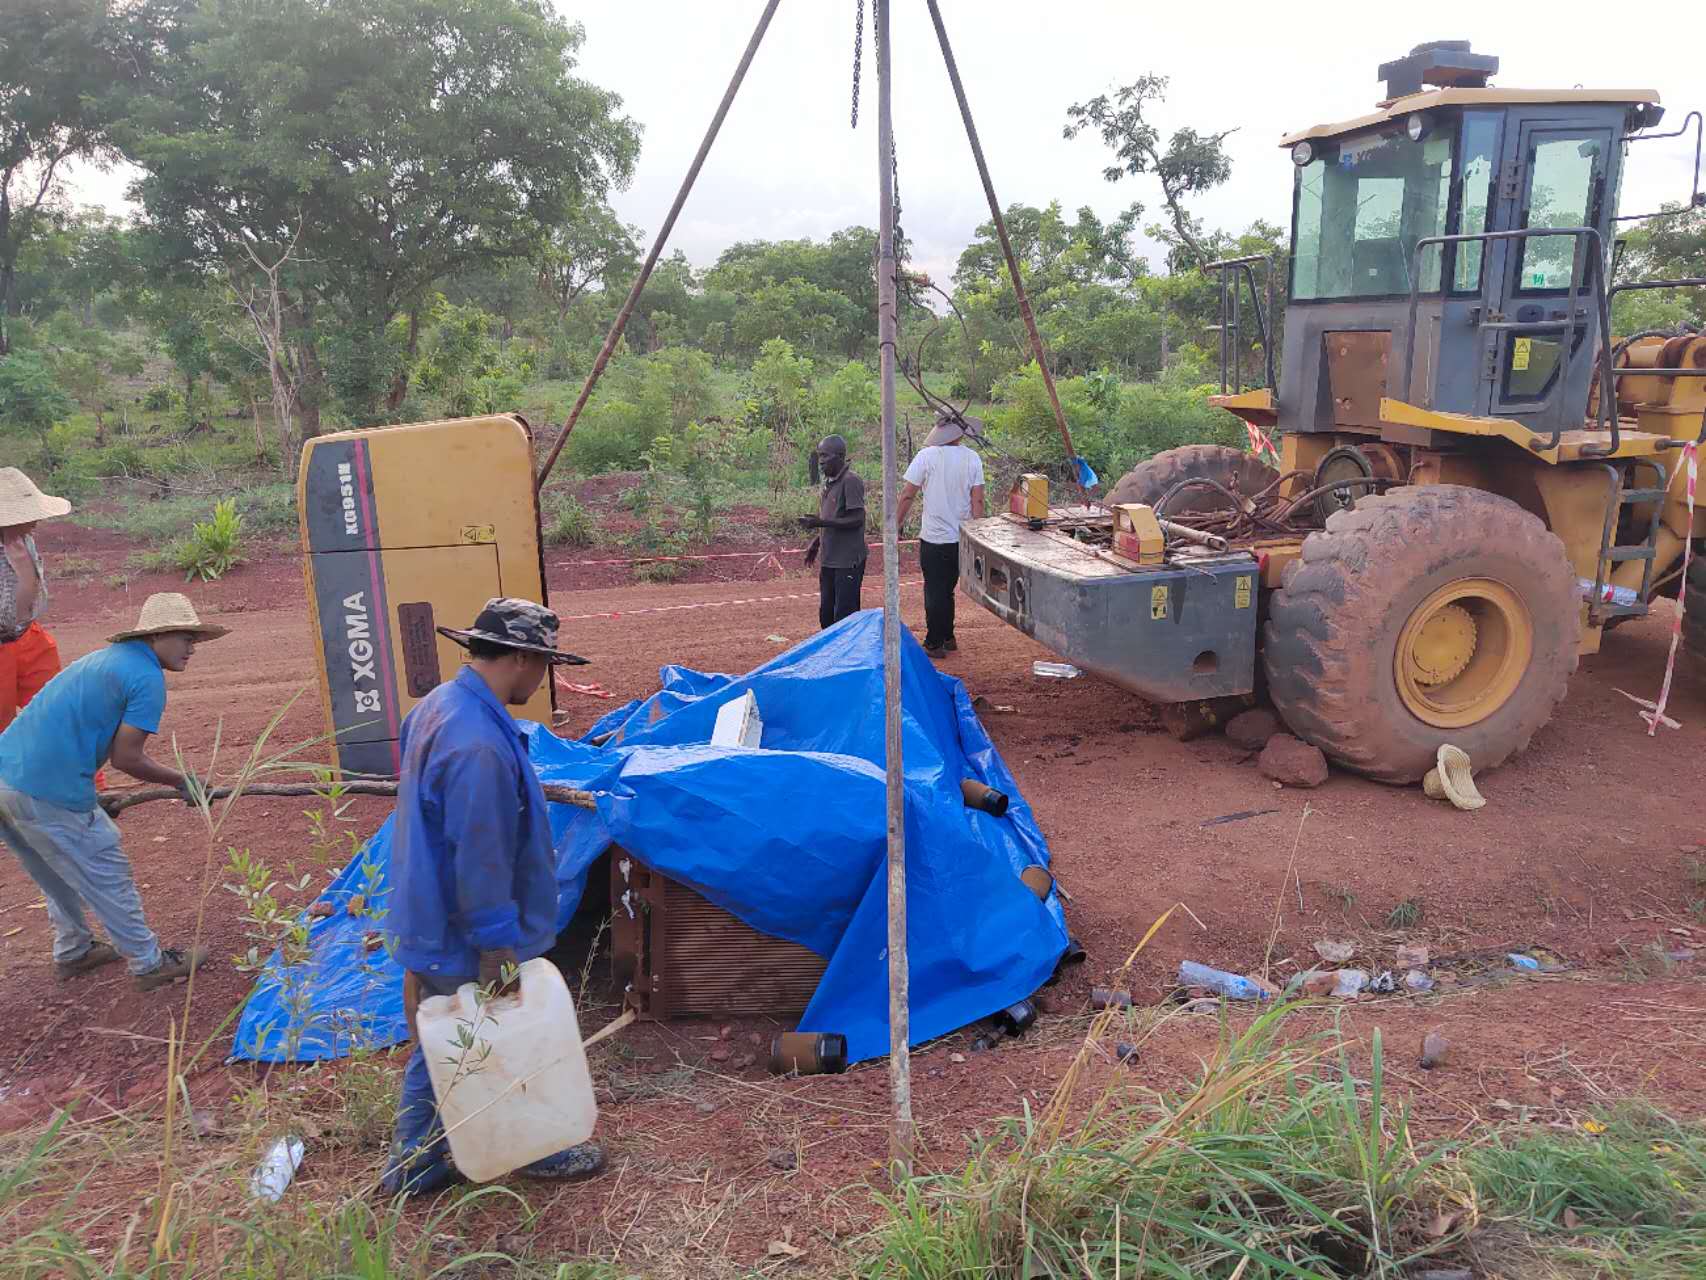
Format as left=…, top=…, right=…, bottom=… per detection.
left=1264, top=485, right=1579, bottom=783
left=1685, top=556, right=1706, bottom=690
left=1106, top=444, right=1278, bottom=516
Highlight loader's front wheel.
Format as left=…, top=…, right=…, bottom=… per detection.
left=1264, top=485, right=1579, bottom=783
left=1685, top=555, right=1706, bottom=690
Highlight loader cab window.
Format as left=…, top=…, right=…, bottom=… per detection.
left=1290, top=124, right=1454, bottom=300
left=1515, top=132, right=1607, bottom=291
left=1452, top=112, right=1501, bottom=291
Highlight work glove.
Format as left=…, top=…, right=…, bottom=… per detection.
left=803, top=537, right=819, bottom=568
left=478, top=947, right=520, bottom=997
left=796, top=515, right=823, bottom=530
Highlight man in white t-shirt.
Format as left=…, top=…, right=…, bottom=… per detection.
left=897, top=414, right=985, bottom=658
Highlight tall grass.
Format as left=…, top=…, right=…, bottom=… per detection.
left=864, top=1007, right=1466, bottom=1279
left=865, top=1003, right=1706, bottom=1280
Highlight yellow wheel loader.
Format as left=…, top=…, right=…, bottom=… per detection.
left=960, top=41, right=1705, bottom=781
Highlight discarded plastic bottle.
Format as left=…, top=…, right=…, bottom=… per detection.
left=1578, top=578, right=1639, bottom=608
left=1032, top=660, right=1082, bottom=679
left=1177, top=960, right=1271, bottom=1001
left=250, top=1136, right=305, bottom=1202
left=1507, top=952, right=1540, bottom=971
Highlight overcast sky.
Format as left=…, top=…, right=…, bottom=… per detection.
left=71, top=1, right=1703, bottom=285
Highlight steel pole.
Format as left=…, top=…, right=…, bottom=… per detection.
left=925, top=0, right=1081, bottom=478
left=874, top=0, right=913, bottom=1178
left=534, top=0, right=783, bottom=492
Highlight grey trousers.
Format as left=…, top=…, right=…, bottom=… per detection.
left=0, top=784, right=163, bottom=974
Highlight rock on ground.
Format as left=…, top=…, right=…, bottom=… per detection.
left=1258, top=734, right=1329, bottom=788
left=1225, top=708, right=1282, bottom=751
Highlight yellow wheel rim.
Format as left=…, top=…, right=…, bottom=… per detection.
left=1395, top=578, right=1533, bottom=728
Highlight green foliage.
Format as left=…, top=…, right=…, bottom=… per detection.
left=816, top=359, right=881, bottom=431
left=117, top=0, right=642, bottom=425
left=988, top=361, right=1245, bottom=482
left=1466, top=1107, right=1706, bottom=1277
left=411, top=297, right=534, bottom=418
left=866, top=1012, right=1464, bottom=1278
left=1065, top=73, right=1235, bottom=270
left=176, top=497, right=245, bottom=582
left=565, top=348, right=722, bottom=473
left=542, top=491, right=597, bottom=547
left=1386, top=897, right=1423, bottom=929
left=1616, top=203, right=1706, bottom=328
left=0, top=351, right=75, bottom=434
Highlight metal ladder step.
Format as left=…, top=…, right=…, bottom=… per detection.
left=1619, top=487, right=1668, bottom=504
left=1606, top=546, right=1657, bottom=562
left=1594, top=603, right=1648, bottom=621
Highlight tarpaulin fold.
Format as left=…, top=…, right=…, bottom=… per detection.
left=233, top=610, right=1067, bottom=1063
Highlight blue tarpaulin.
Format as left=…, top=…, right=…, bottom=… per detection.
left=232, top=610, right=1068, bottom=1064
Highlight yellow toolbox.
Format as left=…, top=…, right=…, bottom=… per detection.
left=297, top=415, right=553, bottom=776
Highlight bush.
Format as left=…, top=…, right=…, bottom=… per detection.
left=141, top=383, right=178, bottom=412
left=0, top=350, right=74, bottom=434
left=543, top=493, right=597, bottom=547
left=177, top=497, right=246, bottom=581
left=986, top=362, right=1247, bottom=485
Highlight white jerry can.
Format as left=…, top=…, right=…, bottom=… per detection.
left=415, top=957, right=597, bottom=1182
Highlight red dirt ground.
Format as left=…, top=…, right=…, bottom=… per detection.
left=3, top=515, right=1704, bottom=1272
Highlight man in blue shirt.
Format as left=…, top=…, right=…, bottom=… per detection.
left=0, top=592, right=224, bottom=989
left=381, top=596, right=604, bottom=1197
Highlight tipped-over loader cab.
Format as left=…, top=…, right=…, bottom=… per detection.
left=960, top=41, right=1706, bottom=782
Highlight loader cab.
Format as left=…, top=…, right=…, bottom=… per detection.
left=1276, top=42, right=1660, bottom=439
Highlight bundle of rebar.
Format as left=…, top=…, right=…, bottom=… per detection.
left=1151, top=471, right=1387, bottom=543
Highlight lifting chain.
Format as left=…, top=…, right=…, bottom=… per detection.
left=849, top=0, right=863, bottom=129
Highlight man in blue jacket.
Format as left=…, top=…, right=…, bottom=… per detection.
left=381, top=597, right=600, bottom=1197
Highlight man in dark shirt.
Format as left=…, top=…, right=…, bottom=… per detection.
left=800, top=434, right=867, bottom=629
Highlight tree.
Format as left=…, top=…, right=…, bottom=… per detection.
left=1615, top=203, right=1706, bottom=329
left=537, top=201, right=639, bottom=324
left=118, top=0, right=641, bottom=429
left=1065, top=75, right=1235, bottom=270
left=0, top=0, right=136, bottom=354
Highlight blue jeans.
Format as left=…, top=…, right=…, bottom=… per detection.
left=381, top=970, right=599, bottom=1196
left=0, top=784, right=163, bottom=974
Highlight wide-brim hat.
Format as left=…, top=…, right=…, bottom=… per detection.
left=0, top=468, right=72, bottom=526
left=108, top=592, right=231, bottom=644
left=437, top=596, right=588, bottom=665
left=924, top=414, right=986, bottom=448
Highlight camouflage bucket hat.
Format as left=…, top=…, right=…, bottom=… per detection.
left=437, top=597, right=589, bottom=665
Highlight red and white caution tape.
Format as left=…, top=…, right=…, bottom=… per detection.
left=556, top=577, right=923, bottom=623
left=556, top=676, right=615, bottom=700
left=1246, top=421, right=1281, bottom=465
left=1640, top=440, right=1696, bottom=736
left=553, top=538, right=919, bottom=572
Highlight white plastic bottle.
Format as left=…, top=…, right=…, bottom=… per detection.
left=416, top=957, right=597, bottom=1182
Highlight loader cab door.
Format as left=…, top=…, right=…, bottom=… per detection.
left=1482, top=116, right=1616, bottom=426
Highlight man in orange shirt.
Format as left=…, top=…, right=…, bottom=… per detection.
left=0, top=469, right=72, bottom=734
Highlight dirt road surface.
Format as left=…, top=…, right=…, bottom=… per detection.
left=3, top=525, right=1703, bottom=1270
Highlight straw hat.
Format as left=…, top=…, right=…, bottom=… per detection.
left=108, top=593, right=231, bottom=644
left=0, top=468, right=72, bottom=527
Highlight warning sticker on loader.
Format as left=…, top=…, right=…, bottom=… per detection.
left=1150, top=584, right=1169, bottom=621
left=460, top=523, right=497, bottom=545
left=1511, top=337, right=1532, bottom=372
left=1234, top=575, right=1253, bottom=609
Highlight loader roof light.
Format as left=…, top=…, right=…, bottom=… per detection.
left=1291, top=140, right=1315, bottom=167
left=1406, top=111, right=1431, bottom=142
